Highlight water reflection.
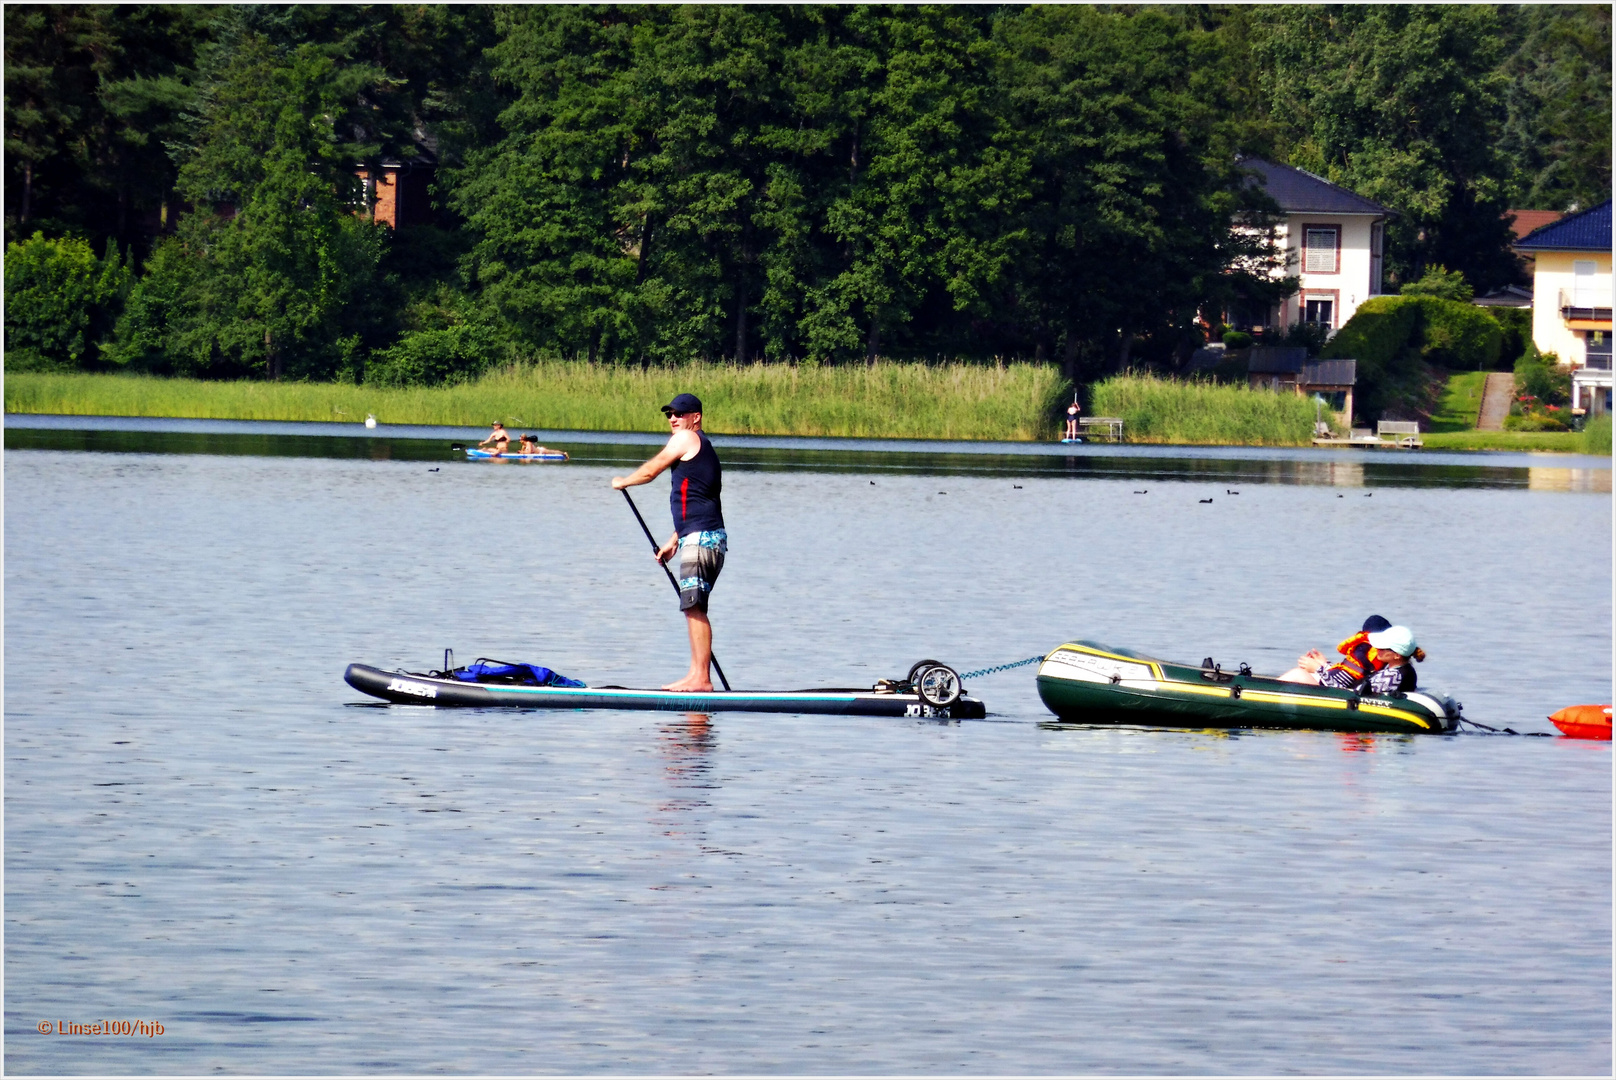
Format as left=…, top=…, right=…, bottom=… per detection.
left=653, top=713, right=718, bottom=848
left=1324, top=461, right=1365, bottom=488
left=7, top=424, right=1609, bottom=491
left=1528, top=467, right=1609, bottom=493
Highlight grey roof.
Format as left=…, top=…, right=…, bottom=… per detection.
left=1514, top=200, right=1611, bottom=252
left=1301, top=359, right=1356, bottom=386
left=1186, top=346, right=1226, bottom=371
left=1473, top=284, right=1534, bottom=308
left=1240, top=158, right=1394, bottom=217
left=1246, top=346, right=1309, bottom=374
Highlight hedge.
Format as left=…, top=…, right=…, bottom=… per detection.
left=1322, top=294, right=1504, bottom=419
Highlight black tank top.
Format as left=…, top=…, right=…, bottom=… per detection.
left=669, top=432, right=724, bottom=535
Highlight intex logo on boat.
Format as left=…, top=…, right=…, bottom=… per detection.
left=1042, top=650, right=1153, bottom=684
left=386, top=678, right=438, bottom=699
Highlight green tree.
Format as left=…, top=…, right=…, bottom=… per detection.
left=456, top=5, right=1025, bottom=366
left=1399, top=264, right=1474, bottom=302
left=1251, top=5, right=1523, bottom=292
left=795, top=7, right=1024, bottom=363
left=112, top=30, right=390, bottom=378
left=1498, top=5, right=1612, bottom=212
left=3, top=230, right=129, bottom=369
left=994, top=6, right=1280, bottom=377
left=4, top=5, right=211, bottom=254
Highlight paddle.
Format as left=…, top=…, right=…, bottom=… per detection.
left=620, top=488, right=731, bottom=692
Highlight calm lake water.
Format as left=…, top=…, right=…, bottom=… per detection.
left=6, top=419, right=1611, bottom=1074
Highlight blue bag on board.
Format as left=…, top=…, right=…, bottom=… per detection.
left=451, top=660, right=587, bottom=688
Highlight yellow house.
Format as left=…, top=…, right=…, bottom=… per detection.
left=1514, top=200, right=1612, bottom=415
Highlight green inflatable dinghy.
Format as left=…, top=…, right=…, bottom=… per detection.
left=1037, top=641, right=1461, bottom=734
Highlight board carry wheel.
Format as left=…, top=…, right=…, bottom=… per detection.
left=907, top=659, right=943, bottom=687
left=914, top=664, right=962, bottom=708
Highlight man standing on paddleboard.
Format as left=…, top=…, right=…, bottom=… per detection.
left=612, top=393, right=726, bottom=692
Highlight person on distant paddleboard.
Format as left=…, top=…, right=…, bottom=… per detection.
left=611, top=392, right=726, bottom=692
left=512, top=434, right=564, bottom=457
left=1065, top=400, right=1081, bottom=440
left=478, top=422, right=510, bottom=453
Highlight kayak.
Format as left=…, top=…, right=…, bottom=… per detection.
left=344, top=662, right=986, bottom=719
left=1037, top=640, right=1462, bottom=734
left=1549, top=704, right=1612, bottom=740
left=465, top=448, right=568, bottom=461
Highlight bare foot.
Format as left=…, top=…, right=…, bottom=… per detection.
left=662, top=678, right=714, bottom=692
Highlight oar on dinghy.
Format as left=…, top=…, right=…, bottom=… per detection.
left=621, top=488, right=732, bottom=692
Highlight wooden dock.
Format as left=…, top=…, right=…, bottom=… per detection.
left=1312, top=421, right=1423, bottom=449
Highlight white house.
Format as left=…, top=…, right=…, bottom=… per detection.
left=1512, top=200, right=1612, bottom=417
left=1228, top=159, right=1394, bottom=335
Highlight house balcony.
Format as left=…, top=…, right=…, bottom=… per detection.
left=1558, top=289, right=1613, bottom=327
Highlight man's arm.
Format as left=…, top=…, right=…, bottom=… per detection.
left=611, top=431, right=696, bottom=490
left=656, top=530, right=680, bottom=564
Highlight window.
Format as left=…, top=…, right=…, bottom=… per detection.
left=1370, top=221, right=1384, bottom=294
left=1573, top=260, right=1601, bottom=307
left=1304, top=298, right=1334, bottom=326
left=1303, top=226, right=1339, bottom=273
left=1587, top=330, right=1611, bottom=370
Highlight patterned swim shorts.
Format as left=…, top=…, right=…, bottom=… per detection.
left=1318, top=664, right=1362, bottom=690
left=676, top=529, right=727, bottom=612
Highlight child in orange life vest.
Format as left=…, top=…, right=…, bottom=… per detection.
left=1280, top=615, right=1391, bottom=687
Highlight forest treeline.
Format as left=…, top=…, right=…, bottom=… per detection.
left=4, top=4, right=1610, bottom=383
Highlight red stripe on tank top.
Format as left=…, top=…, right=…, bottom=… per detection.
left=681, top=477, right=689, bottom=523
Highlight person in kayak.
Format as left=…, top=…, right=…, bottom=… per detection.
left=611, top=392, right=726, bottom=692
left=1281, top=614, right=1393, bottom=687
left=478, top=422, right=510, bottom=453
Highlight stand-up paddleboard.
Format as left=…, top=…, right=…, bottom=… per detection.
left=466, top=447, right=568, bottom=461
left=344, top=660, right=985, bottom=719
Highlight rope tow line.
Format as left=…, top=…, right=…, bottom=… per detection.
left=960, top=655, right=1044, bottom=680
left=1456, top=717, right=1552, bottom=737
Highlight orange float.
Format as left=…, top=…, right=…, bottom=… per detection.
left=1549, top=704, right=1613, bottom=740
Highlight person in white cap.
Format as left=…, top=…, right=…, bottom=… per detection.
left=1361, top=625, right=1424, bottom=695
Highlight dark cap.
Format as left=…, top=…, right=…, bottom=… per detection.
left=661, top=393, right=703, bottom=415
left=1361, top=615, right=1392, bottom=634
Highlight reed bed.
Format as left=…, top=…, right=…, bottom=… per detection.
left=6, top=362, right=1069, bottom=441
left=1091, top=373, right=1318, bottom=446
left=1582, top=413, right=1612, bottom=455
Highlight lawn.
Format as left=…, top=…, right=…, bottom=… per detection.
left=1422, top=422, right=1609, bottom=454
left=1428, top=370, right=1490, bottom=433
